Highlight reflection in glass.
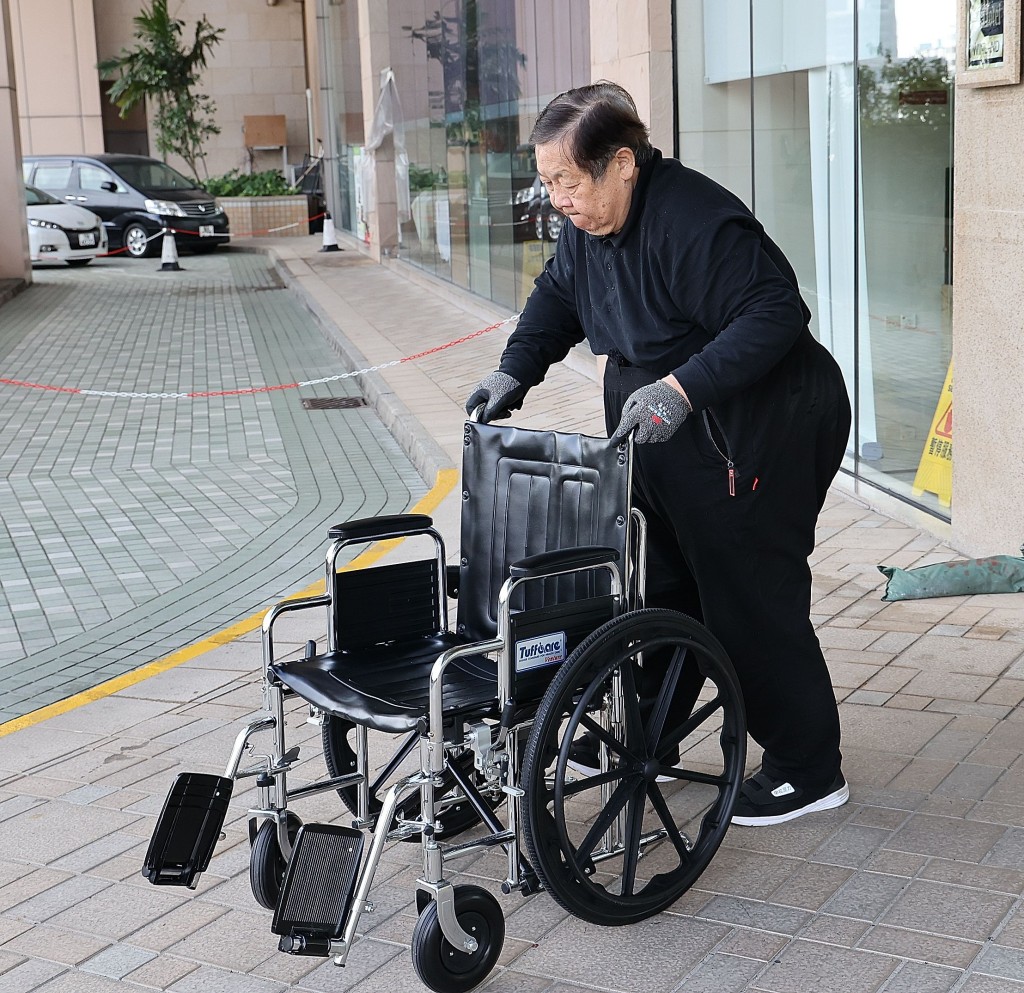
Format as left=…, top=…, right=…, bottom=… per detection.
left=387, top=0, right=588, bottom=310
left=858, top=0, right=955, bottom=512
left=691, top=0, right=954, bottom=518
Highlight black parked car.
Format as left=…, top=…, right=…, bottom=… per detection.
left=525, top=175, right=564, bottom=242
left=22, top=154, right=230, bottom=258
left=508, top=174, right=564, bottom=243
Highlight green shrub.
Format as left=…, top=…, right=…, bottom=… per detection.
left=203, top=169, right=297, bottom=197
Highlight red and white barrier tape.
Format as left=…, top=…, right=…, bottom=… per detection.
left=0, top=315, right=518, bottom=400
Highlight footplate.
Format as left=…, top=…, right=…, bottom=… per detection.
left=142, top=772, right=233, bottom=888
left=273, top=823, right=364, bottom=955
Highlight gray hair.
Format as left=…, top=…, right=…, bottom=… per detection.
left=530, top=81, right=654, bottom=179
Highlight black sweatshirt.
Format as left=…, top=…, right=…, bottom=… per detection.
left=497, top=150, right=812, bottom=414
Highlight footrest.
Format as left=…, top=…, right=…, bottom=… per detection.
left=273, top=823, right=364, bottom=953
left=141, top=772, right=233, bottom=888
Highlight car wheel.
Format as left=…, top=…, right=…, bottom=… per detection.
left=122, top=223, right=154, bottom=259
left=546, top=210, right=563, bottom=241
left=534, top=212, right=545, bottom=241
left=66, top=259, right=92, bottom=268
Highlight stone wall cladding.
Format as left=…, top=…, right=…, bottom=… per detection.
left=218, top=195, right=310, bottom=238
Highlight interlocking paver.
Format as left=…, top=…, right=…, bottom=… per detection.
left=0, top=235, right=1023, bottom=992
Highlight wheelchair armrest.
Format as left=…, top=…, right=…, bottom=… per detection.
left=328, top=514, right=433, bottom=542
left=509, top=545, right=620, bottom=580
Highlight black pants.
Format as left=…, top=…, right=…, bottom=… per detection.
left=603, top=335, right=851, bottom=791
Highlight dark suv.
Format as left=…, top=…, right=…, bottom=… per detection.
left=22, top=154, right=230, bottom=258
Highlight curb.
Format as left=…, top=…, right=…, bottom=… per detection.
left=0, top=277, right=29, bottom=309
left=261, top=244, right=454, bottom=489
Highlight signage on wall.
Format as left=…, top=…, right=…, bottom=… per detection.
left=958, top=0, right=1022, bottom=86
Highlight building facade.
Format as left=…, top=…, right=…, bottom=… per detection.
left=1, top=0, right=1021, bottom=555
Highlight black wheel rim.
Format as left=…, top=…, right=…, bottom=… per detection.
left=522, top=609, right=745, bottom=925
left=250, top=813, right=300, bottom=909
left=412, top=885, right=505, bottom=993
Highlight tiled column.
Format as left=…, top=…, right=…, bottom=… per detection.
left=590, top=0, right=674, bottom=151
left=951, top=79, right=1024, bottom=555
left=356, top=0, right=398, bottom=261
left=0, top=0, right=30, bottom=284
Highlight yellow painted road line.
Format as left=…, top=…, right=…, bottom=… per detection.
left=0, top=469, right=458, bottom=738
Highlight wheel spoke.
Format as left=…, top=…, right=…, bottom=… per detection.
left=647, top=783, right=694, bottom=862
left=556, top=766, right=625, bottom=799
left=658, top=694, right=724, bottom=760
left=645, top=646, right=686, bottom=753
left=617, top=662, right=646, bottom=752
left=573, top=776, right=635, bottom=866
left=579, top=712, right=641, bottom=765
left=619, top=782, right=647, bottom=896
left=656, top=766, right=730, bottom=788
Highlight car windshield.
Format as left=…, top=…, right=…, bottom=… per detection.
left=25, top=185, right=61, bottom=206
left=111, top=160, right=200, bottom=192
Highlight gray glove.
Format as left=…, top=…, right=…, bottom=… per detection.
left=465, top=371, right=526, bottom=423
left=611, top=380, right=692, bottom=444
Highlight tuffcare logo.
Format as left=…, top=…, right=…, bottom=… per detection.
left=515, top=631, right=567, bottom=672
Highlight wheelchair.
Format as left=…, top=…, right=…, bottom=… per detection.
left=142, top=416, right=747, bottom=993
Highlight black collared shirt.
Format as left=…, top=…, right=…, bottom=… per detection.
left=498, top=150, right=811, bottom=414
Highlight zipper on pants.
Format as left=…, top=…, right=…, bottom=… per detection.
left=702, top=409, right=736, bottom=497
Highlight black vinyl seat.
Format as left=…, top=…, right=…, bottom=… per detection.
left=270, top=638, right=498, bottom=733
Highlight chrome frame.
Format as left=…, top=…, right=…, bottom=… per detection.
left=215, top=436, right=648, bottom=963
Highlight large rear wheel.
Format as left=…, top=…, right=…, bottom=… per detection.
left=521, top=608, right=745, bottom=925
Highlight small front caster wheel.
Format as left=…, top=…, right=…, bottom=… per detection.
left=411, top=884, right=505, bottom=993
left=249, top=811, right=302, bottom=910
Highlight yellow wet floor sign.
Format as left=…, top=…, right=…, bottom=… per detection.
left=912, top=360, right=952, bottom=507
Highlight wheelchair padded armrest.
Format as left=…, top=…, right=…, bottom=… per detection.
left=328, top=514, right=433, bottom=542
left=509, top=545, right=620, bottom=580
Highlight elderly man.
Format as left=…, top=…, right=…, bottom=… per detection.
left=466, top=82, right=851, bottom=826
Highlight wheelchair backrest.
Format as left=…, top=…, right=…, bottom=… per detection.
left=456, top=420, right=632, bottom=645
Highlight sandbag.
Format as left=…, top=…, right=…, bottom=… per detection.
left=878, top=555, right=1024, bottom=602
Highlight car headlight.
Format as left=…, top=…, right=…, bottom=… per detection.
left=512, top=188, right=534, bottom=205
left=144, top=199, right=185, bottom=217
left=29, top=218, right=61, bottom=229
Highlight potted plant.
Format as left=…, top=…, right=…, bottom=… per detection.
left=203, top=170, right=320, bottom=238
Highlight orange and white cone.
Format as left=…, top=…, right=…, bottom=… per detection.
left=159, top=228, right=183, bottom=271
left=319, top=212, right=340, bottom=252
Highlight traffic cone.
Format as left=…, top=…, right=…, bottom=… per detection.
left=159, top=228, right=183, bottom=271
left=319, top=212, right=341, bottom=252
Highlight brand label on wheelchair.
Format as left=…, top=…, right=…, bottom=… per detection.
left=515, top=631, right=567, bottom=671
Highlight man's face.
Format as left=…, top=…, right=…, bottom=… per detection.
left=535, top=142, right=637, bottom=237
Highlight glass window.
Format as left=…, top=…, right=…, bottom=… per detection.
left=79, top=164, right=121, bottom=192
left=383, top=0, right=589, bottom=310
left=111, top=160, right=198, bottom=191
left=857, top=0, right=955, bottom=513
left=682, top=0, right=955, bottom=519
left=33, top=163, right=73, bottom=190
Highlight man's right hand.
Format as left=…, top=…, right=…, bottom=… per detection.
left=465, top=371, right=526, bottom=422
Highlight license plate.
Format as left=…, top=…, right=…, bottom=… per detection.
left=199, top=225, right=214, bottom=237
left=79, top=232, right=96, bottom=247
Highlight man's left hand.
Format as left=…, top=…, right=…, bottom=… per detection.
left=611, top=379, right=692, bottom=444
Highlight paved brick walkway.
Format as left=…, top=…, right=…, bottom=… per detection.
left=0, top=251, right=423, bottom=721
left=0, top=235, right=1021, bottom=993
